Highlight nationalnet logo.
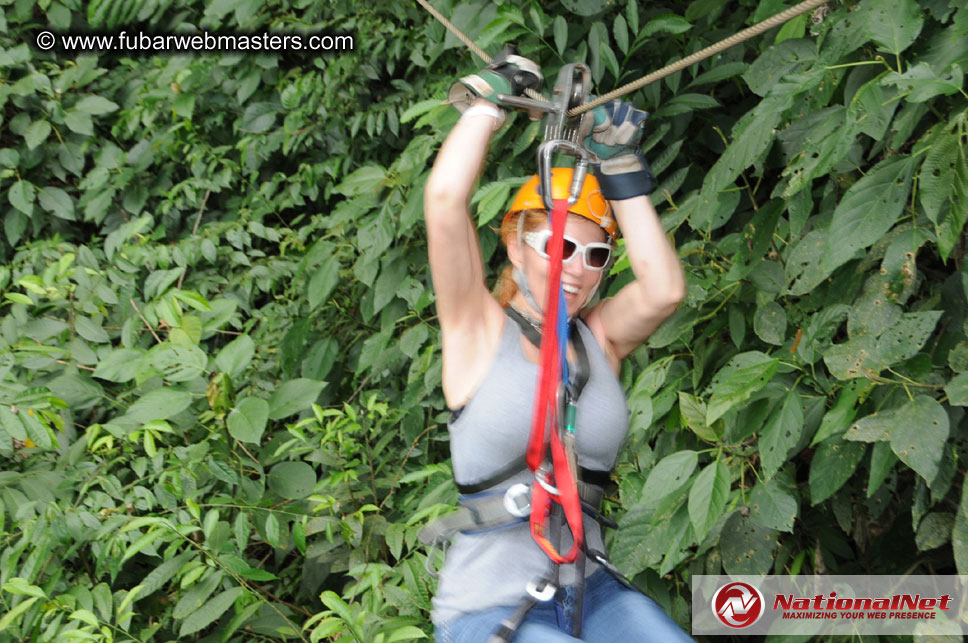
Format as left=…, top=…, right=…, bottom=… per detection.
left=712, top=581, right=764, bottom=628
left=692, top=575, right=968, bottom=636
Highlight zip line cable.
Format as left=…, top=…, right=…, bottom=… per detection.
left=414, top=0, right=550, bottom=103
left=571, top=0, right=830, bottom=116
left=415, top=0, right=830, bottom=115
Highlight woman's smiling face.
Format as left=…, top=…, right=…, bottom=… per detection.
left=510, top=213, right=610, bottom=318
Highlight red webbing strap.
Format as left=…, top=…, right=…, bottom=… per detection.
left=527, top=198, right=584, bottom=564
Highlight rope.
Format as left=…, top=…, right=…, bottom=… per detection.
left=416, top=0, right=828, bottom=114
left=414, top=0, right=549, bottom=103
left=568, top=0, right=829, bottom=116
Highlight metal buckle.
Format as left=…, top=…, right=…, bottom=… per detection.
left=503, top=483, right=532, bottom=518
left=534, top=466, right=560, bottom=496
left=526, top=579, right=557, bottom=602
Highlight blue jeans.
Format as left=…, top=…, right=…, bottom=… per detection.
left=435, top=570, right=694, bottom=642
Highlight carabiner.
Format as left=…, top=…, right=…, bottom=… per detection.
left=537, top=140, right=592, bottom=211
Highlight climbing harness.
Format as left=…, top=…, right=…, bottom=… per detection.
left=416, top=0, right=830, bottom=637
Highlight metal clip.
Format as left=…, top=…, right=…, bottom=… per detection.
left=526, top=579, right=557, bottom=602
left=534, top=466, right=560, bottom=496
left=537, top=140, right=592, bottom=211
left=503, top=483, right=532, bottom=518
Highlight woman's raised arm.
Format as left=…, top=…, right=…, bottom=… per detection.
left=423, top=102, right=501, bottom=333
left=581, top=100, right=687, bottom=363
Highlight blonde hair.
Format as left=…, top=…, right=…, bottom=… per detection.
left=493, top=209, right=547, bottom=307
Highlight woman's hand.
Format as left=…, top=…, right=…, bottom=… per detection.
left=448, top=46, right=543, bottom=114
left=583, top=100, right=656, bottom=200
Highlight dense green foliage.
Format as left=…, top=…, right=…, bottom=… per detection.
left=0, top=0, right=966, bottom=640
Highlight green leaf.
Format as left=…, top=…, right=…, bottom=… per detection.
left=172, top=290, right=213, bottom=312
left=915, top=512, right=954, bottom=551
left=688, top=460, right=729, bottom=540
left=74, top=95, right=119, bottom=115
left=705, top=351, right=779, bottom=424
left=678, top=392, right=720, bottom=441
left=698, top=95, right=789, bottom=211
left=553, top=15, right=568, bottom=55
left=24, top=120, right=51, bottom=150
left=75, top=316, right=110, bottom=343
left=91, top=583, right=112, bottom=622
left=65, top=110, right=94, bottom=135
left=945, top=372, right=968, bottom=406
left=387, top=625, right=429, bottom=642
left=93, top=348, right=146, bottom=383
left=886, top=395, right=949, bottom=484
left=919, top=131, right=960, bottom=223
left=267, top=378, right=326, bottom=420
left=268, top=461, right=317, bottom=499
left=720, top=512, right=777, bottom=574
left=750, top=479, right=798, bottom=532
left=38, top=187, right=76, bottom=220
left=954, top=480, right=968, bottom=573
left=179, top=586, right=244, bottom=637
left=753, top=301, right=787, bottom=345
left=227, top=397, right=269, bottom=444
left=306, top=255, right=339, bottom=310
left=373, top=261, right=406, bottom=313
left=0, top=596, right=40, bottom=631
left=2, top=577, right=47, bottom=598
left=688, top=62, right=748, bottom=88
left=69, top=608, right=99, bottom=628
left=809, top=435, right=866, bottom=504
left=642, top=450, right=697, bottom=502
left=822, top=155, right=916, bottom=274
left=214, top=335, right=255, bottom=379
left=334, top=166, right=386, bottom=197
left=149, top=343, right=208, bottom=382
left=653, top=93, right=719, bottom=118
left=139, top=552, right=192, bottom=599
left=640, top=14, right=692, bottom=37
left=219, top=554, right=278, bottom=581
left=472, top=181, right=512, bottom=227
left=884, top=63, right=964, bottom=103
left=774, top=13, right=806, bottom=44
left=21, top=409, right=52, bottom=449
left=240, top=102, right=277, bottom=133
left=8, top=180, right=35, bottom=217
left=560, top=0, right=607, bottom=17
left=0, top=406, right=26, bottom=441
left=759, top=390, right=804, bottom=480
left=613, top=14, right=628, bottom=55
left=863, top=0, right=924, bottom=55
left=937, top=153, right=968, bottom=261
left=400, top=99, right=440, bottom=124
left=124, top=388, right=193, bottom=424
left=812, top=383, right=861, bottom=446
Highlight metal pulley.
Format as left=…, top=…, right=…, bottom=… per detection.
left=498, top=62, right=597, bottom=159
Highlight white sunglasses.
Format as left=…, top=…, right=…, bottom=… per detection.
left=523, top=230, right=612, bottom=271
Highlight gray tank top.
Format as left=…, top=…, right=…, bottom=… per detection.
left=431, top=312, right=630, bottom=626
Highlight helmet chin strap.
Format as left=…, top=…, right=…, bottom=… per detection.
left=513, top=266, right=544, bottom=315
left=514, top=266, right=605, bottom=322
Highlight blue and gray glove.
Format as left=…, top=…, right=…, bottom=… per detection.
left=583, top=100, right=655, bottom=200
left=448, top=46, right=542, bottom=112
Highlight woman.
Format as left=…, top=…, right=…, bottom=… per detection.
left=423, top=56, right=691, bottom=642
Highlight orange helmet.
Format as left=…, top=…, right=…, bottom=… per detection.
left=504, top=168, right=617, bottom=239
